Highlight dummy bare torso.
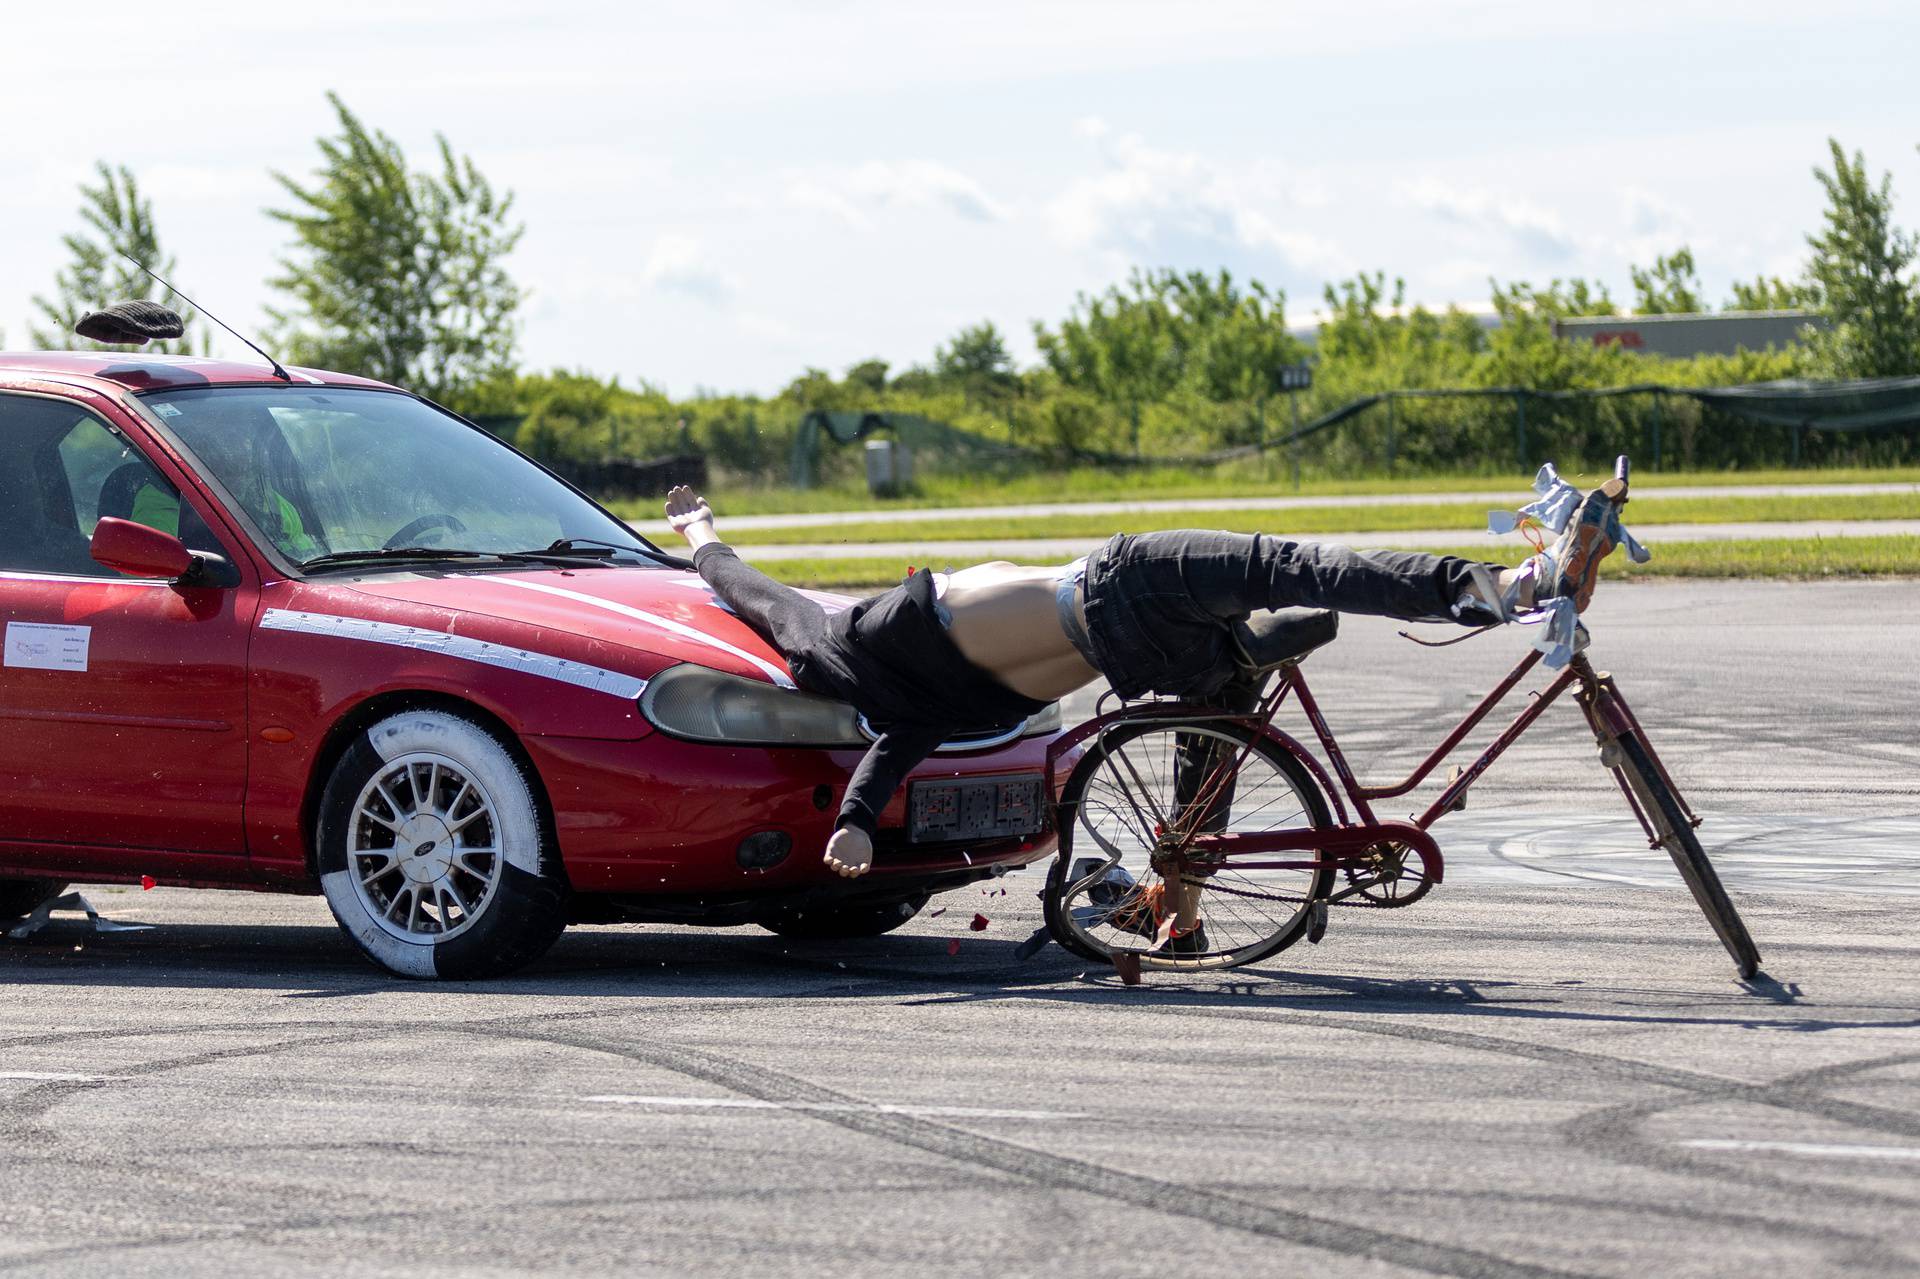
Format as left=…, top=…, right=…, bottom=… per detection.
left=934, top=561, right=1099, bottom=701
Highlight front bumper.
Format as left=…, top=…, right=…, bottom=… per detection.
left=525, top=730, right=1064, bottom=897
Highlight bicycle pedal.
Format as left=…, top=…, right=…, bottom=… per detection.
left=1307, top=901, right=1329, bottom=944
left=1443, top=765, right=1469, bottom=812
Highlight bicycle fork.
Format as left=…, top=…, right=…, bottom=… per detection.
left=1572, top=655, right=1703, bottom=848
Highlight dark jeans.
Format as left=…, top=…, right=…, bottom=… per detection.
left=1081, top=530, right=1494, bottom=700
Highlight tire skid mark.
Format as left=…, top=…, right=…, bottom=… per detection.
left=1129, top=999, right=1920, bottom=1233
left=1212, top=1181, right=1900, bottom=1262
left=1118, top=1000, right=1920, bottom=1140
left=0, top=1174, right=1013, bottom=1272
left=0, top=1030, right=382, bottom=1140
left=1558, top=1051, right=1920, bottom=1223
left=485, top=1022, right=1592, bottom=1279
left=1563, top=1095, right=1920, bottom=1226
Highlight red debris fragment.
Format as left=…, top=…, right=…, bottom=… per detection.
left=946, top=938, right=961, bottom=956
left=969, top=913, right=989, bottom=931
left=140, top=875, right=156, bottom=891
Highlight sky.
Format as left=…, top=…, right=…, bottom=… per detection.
left=4, top=0, right=1919, bottom=396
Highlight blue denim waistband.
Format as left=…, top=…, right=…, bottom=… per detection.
left=1054, top=556, right=1099, bottom=666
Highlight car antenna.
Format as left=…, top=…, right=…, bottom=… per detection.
left=117, top=251, right=293, bottom=383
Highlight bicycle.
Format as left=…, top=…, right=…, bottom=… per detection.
left=1039, top=458, right=1764, bottom=981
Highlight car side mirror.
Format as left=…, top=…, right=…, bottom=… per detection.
left=90, top=516, right=235, bottom=587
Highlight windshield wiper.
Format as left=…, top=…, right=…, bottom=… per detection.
left=533, top=537, right=649, bottom=558
left=299, top=547, right=522, bottom=572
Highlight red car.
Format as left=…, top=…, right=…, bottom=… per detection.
left=0, top=352, right=1064, bottom=978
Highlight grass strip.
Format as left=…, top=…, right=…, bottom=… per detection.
left=760, top=536, right=1920, bottom=594
left=622, top=464, right=1920, bottom=519
left=637, top=492, right=1920, bottom=546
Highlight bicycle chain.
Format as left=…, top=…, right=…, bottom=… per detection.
left=1177, top=875, right=1403, bottom=909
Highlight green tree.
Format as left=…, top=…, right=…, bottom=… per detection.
left=514, top=370, right=671, bottom=464
left=30, top=162, right=206, bottom=353
left=844, top=358, right=890, bottom=394
left=1629, top=246, right=1704, bottom=314
left=1158, top=269, right=1305, bottom=402
left=1034, top=274, right=1180, bottom=451
left=1481, top=277, right=1632, bottom=390
left=1801, top=139, right=1920, bottom=377
left=934, top=321, right=1017, bottom=404
left=269, top=92, right=524, bottom=410
left=1726, top=275, right=1820, bottom=311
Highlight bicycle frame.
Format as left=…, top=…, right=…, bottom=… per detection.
left=1045, top=643, right=1687, bottom=884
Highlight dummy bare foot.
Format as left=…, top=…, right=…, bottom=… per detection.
left=1496, top=563, right=1537, bottom=611
left=1460, top=563, right=1539, bottom=621
left=664, top=485, right=720, bottom=553
left=823, top=826, right=874, bottom=878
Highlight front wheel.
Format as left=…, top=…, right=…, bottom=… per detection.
left=1044, top=718, right=1335, bottom=971
left=1614, top=732, right=1762, bottom=979
left=316, top=710, right=568, bottom=980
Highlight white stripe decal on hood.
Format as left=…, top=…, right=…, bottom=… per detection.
left=489, top=577, right=796, bottom=688
left=260, top=609, right=647, bottom=699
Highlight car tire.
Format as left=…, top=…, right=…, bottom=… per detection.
left=0, top=879, right=67, bottom=925
left=316, top=709, right=567, bottom=980
left=761, top=893, right=930, bottom=940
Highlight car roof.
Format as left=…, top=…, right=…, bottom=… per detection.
left=0, top=351, right=401, bottom=395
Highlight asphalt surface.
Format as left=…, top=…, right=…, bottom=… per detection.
left=730, top=517, right=1920, bottom=562
left=4, top=579, right=1918, bottom=1277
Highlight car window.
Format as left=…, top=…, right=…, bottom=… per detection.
left=0, top=395, right=217, bottom=579
left=145, top=387, right=657, bottom=567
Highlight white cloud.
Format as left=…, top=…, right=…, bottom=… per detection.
left=1398, top=177, right=1577, bottom=260
left=1045, top=120, right=1345, bottom=283
left=852, top=161, right=1009, bottom=223
left=642, top=235, right=737, bottom=303
left=784, top=159, right=1009, bottom=229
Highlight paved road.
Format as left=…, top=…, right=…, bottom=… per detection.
left=731, top=517, right=1920, bottom=562
left=648, top=480, right=1920, bottom=532
left=3, top=581, right=1917, bottom=1276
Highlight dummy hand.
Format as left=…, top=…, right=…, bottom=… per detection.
left=664, top=485, right=713, bottom=531
left=824, top=826, right=874, bottom=878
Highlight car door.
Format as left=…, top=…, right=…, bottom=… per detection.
left=0, top=390, right=255, bottom=855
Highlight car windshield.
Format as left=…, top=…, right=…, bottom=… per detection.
left=141, top=386, right=658, bottom=569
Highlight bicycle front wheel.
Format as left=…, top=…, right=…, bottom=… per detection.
left=1615, top=732, right=1763, bottom=979
left=1044, top=718, right=1335, bottom=971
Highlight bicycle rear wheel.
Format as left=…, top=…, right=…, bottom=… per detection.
left=1044, top=718, right=1334, bottom=971
left=1614, top=732, right=1762, bottom=979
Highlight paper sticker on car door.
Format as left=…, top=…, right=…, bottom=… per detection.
left=4, top=623, right=91, bottom=672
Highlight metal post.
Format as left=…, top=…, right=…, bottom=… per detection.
left=1514, top=391, right=1528, bottom=472
left=1385, top=393, right=1397, bottom=477
left=1650, top=391, right=1663, bottom=471
left=1130, top=402, right=1141, bottom=457
left=1791, top=423, right=1802, bottom=467
left=1289, top=388, right=1302, bottom=492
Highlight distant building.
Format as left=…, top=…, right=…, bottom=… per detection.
left=1553, top=311, right=1825, bottom=359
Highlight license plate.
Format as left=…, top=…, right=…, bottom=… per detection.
left=909, top=774, right=1045, bottom=844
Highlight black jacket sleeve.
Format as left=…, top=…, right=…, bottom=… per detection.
left=835, top=722, right=953, bottom=837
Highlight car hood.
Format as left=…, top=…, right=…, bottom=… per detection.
left=338, top=563, right=857, bottom=688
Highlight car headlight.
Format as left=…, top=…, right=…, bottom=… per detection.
left=640, top=664, right=867, bottom=747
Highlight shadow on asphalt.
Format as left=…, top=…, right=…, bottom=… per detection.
left=2, top=916, right=1900, bottom=1034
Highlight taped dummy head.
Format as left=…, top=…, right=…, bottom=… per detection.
left=75, top=300, right=187, bottom=346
